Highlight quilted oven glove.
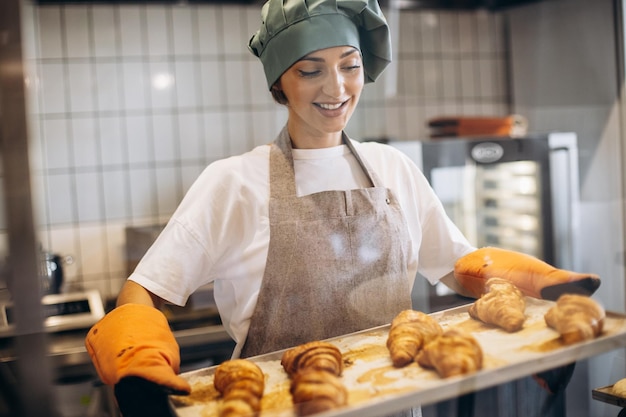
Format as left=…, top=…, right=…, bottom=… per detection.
left=454, top=247, right=600, bottom=300
left=85, top=303, right=191, bottom=416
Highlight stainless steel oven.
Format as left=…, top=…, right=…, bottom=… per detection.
left=388, top=132, right=581, bottom=312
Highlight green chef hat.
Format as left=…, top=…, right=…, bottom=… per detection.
left=248, top=0, right=391, bottom=90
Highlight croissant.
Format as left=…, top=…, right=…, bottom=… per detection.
left=612, top=378, right=626, bottom=397
left=214, top=359, right=265, bottom=417
left=218, top=399, right=258, bottom=417
left=281, top=341, right=343, bottom=377
left=544, top=294, right=605, bottom=345
left=468, top=277, right=526, bottom=332
left=386, top=310, right=443, bottom=367
left=416, top=329, right=483, bottom=378
left=289, top=369, right=348, bottom=416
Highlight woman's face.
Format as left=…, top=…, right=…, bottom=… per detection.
left=278, top=46, right=364, bottom=148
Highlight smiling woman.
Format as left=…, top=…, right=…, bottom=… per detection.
left=86, top=4, right=474, bottom=415
left=82, top=1, right=601, bottom=417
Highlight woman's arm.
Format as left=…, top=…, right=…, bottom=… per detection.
left=116, top=280, right=165, bottom=309
left=85, top=279, right=192, bottom=401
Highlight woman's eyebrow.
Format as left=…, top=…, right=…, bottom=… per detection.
left=300, top=56, right=324, bottom=62
left=341, top=49, right=360, bottom=58
left=300, top=49, right=360, bottom=62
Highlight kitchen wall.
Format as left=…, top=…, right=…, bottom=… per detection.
left=9, top=2, right=509, bottom=301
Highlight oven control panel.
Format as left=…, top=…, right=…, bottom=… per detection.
left=0, top=289, right=105, bottom=337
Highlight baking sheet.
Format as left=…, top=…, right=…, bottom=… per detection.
left=593, top=385, right=626, bottom=408
left=172, top=297, right=626, bottom=417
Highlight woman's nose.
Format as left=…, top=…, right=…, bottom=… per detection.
left=322, top=69, right=345, bottom=97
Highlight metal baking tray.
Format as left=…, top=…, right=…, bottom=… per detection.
left=171, top=297, right=626, bottom=417
left=592, top=385, right=626, bottom=408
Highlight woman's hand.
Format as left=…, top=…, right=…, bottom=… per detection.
left=85, top=281, right=190, bottom=417
left=453, top=247, right=600, bottom=300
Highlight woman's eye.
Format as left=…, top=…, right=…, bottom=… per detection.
left=299, top=70, right=320, bottom=77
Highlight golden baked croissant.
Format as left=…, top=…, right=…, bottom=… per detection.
left=386, top=309, right=443, bottom=367
left=218, top=399, right=259, bottom=417
left=416, top=329, right=483, bottom=378
left=289, top=369, right=348, bottom=416
left=612, top=378, right=626, bottom=397
left=281, top=341, right=343, bottom=377
left=468, top=277, right=526, bottom=332
left=544, top=294, right=605, bottom=345
left=214, top=359, right=265, bottom=417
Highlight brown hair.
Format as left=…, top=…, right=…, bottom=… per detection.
left=270, top=84, right=288, bottom=105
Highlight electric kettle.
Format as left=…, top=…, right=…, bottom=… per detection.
left=39, top=250, right=67, bottom=295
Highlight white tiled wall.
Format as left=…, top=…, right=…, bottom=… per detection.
left=15, top=3, right=508, bottom=301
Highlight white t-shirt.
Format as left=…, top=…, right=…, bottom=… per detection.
left=129, top=139, right=474, bottom=354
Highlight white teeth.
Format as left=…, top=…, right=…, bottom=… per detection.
left=318, top=102, right=342, bottom=110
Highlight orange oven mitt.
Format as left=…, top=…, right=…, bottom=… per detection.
left=85, top=303, right=191, bottom=395
left=454, top=247, right=600, bottom=300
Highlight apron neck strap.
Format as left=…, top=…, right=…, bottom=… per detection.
left=341, top=133, right=380, bottom=188
left=270, top=126, right=381, bottom=198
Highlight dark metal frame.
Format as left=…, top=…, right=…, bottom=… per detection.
left=0, top=0, right=59, bottom=416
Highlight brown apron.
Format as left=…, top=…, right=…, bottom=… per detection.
left=241, top=127, right=413, bottom=358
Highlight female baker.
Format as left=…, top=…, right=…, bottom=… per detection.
left=85, top=1, right=599, bottom=416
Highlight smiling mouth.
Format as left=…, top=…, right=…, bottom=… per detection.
left=316, top=101, right=347, bottom=110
